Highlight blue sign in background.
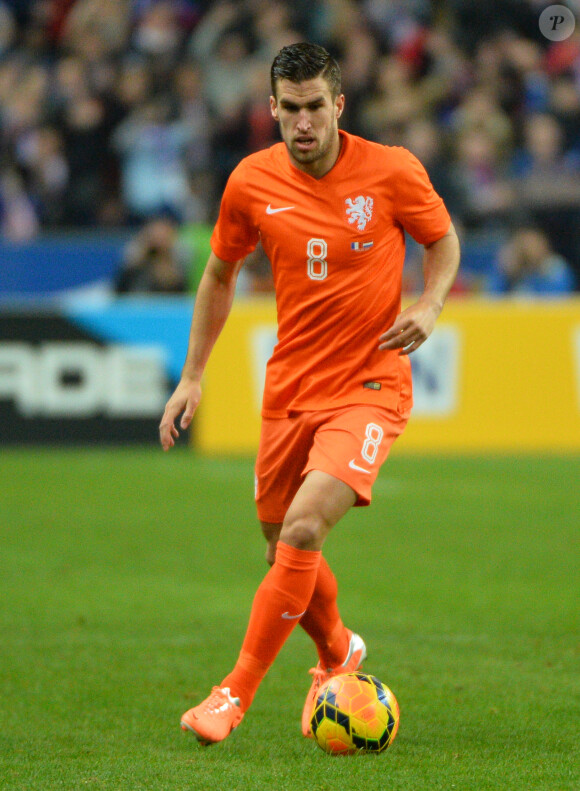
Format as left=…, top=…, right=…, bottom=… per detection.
left=0, top=233, right=129, bottom=297
left=65, top=297, right=193, bottom=384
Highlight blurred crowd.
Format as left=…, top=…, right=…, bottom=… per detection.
left=1, top=0, right=579, bottom=294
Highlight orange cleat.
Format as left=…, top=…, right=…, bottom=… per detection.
left=180, top=686, right=244, bottom=745
left=301, top=630, right=367, bottom=738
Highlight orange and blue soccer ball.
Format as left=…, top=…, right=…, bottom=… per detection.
left=310, top=672, right=400, bottom=755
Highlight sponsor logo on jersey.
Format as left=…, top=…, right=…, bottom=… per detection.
left=345, top=195, right=374, bottom=231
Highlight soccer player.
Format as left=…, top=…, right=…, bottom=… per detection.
left=159, top=42, right=460, bottom=745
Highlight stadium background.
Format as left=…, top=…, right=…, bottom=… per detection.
left=1, top=0, right=579, bottom=449
left=1, top=3, right=579, bottom=790
left=1, top=0, right=580, bottom=262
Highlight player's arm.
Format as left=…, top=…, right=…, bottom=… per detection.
left=159, top=251, right=244, bottom=450
left=379, top=221, right=460, bottom=355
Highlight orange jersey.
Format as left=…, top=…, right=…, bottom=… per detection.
left=211, top=130, right=450, bottom=417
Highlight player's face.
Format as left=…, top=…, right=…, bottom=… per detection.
left=270, top=77, right=345, bottom=178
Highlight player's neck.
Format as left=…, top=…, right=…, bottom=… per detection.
left=291, top=133, right=343, bottom=180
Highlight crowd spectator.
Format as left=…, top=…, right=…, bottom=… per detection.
left=112, top=95, right=195, bottom=222
left=451, top=127, right=515, bottom=230
left=510, top=112, right=580, bottom=269
left=0, top=167, right=39, bottom=240
left=487, top=226, right=576, bottom=295
left=114, top=214, right=189, bottom=294
left=0, top=0, right=578, bottom=291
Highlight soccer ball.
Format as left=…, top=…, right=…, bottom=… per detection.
left=310, top=672, right=400, bottom=755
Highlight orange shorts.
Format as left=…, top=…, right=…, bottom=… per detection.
left=255, top=404, right=410, bottom=523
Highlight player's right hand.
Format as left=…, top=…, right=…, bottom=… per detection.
left=159, top=378, right=202, bottom=451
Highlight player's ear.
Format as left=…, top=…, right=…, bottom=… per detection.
left=270, top=96, right=279, bottom=121
left=335, top=94, right=345, bottom=120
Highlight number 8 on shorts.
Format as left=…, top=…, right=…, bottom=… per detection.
left=361, top=423, right=384, bottom=464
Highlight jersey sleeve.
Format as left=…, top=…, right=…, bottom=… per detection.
left=210, top=161, right=260, bottom=263
left=392, top=147, right=451, bottom=245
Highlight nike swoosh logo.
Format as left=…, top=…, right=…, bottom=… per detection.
left=281, top=610, right=306, bottom=620
left=348, top=459, right=371, bottom=474
left=266, top=204, right=295, bottom=214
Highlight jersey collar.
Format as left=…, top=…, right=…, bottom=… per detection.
left=279, top=129, right=350, bottom=186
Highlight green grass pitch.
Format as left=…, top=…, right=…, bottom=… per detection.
left=1, top=448, right=578, bottom=790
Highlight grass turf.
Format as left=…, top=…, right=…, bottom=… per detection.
left=0, top=448, right=578, bottom=790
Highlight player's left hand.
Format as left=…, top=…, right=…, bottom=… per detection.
left=378, top=298, right=441, bottom=355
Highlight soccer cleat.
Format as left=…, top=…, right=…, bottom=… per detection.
left=301, top=630, right=367, bottom=738
left=180, top=686, right=244, bottom=745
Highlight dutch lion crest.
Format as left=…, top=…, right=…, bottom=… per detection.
left=345, top=195, right=374, bottom=231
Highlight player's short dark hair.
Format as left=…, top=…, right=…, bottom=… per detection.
left=270, top=43, right=341, bottom=99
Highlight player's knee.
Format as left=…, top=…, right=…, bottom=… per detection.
left=280, top=514, right=326, bottom=551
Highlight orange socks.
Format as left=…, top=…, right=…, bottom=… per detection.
left=299, top=555, right=349, bottom=669
left=221, top=541, right=321, bottom=711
